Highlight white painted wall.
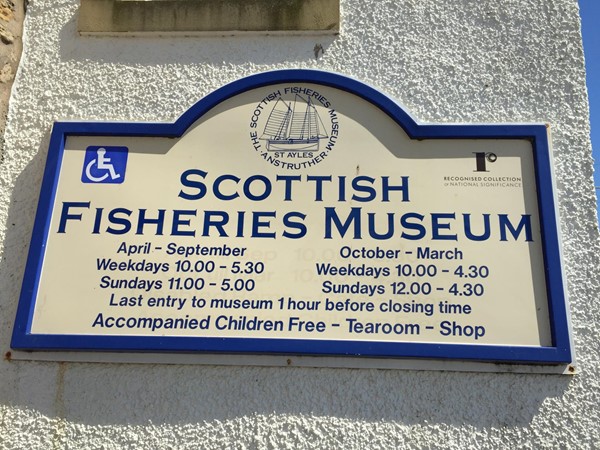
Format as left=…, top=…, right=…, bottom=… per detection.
left=1, top=0, right=598, bottom=448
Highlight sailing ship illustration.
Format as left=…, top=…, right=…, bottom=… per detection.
left=261, top=94, right=329, bottom=152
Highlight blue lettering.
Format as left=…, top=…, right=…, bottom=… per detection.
left=307, top=175, right=332, bottom=201
left=251, top=211, right=276, bottom=238
left=136, top=209, right=165, bottom=235
left=202, top=211, right=229, bottom=237
left=382, top=176, right=410, bottom=202
left=213, top=174, right=240, bottom=200
left=367, top=212, right=394, bottom=240
left=400, top=212, right=425, bottom=240
left=324, top=207, right=362, bottom=239
left=171, top=210, right=197, bottom=236
left=243, top=175, right=271, bottom=201
left=57, top=201, right=90, bottom=233
left=282, top=212, right=307, bottom=239
left=463, top=213, right=491, bottom=241
left=276, top=175, right=301, bottom=201
left=351, top=176, right=376, bottom=202
left=499, top=214, right=533, bottom=241
left=106, top=208, right=132, bottom=235
left=178, top=169, right=207, bottom=200
left=431, top=213, right=457, bottom=240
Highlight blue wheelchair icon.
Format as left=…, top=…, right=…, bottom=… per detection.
left=82, top=146, right=128, bottom=184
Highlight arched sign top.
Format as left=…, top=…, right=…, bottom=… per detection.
left=177, top=70, right=421, bottom=138
left=55, top=69, right=549, bottom=141
left=12, top=70, right=571, bottom=370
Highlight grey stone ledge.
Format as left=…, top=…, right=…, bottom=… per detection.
left=78, top=0, right=340, bottom=35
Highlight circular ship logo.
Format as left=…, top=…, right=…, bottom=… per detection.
left=249, top=86, right=339, bottom=170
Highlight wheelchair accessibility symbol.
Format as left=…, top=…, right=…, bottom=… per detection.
left=81, top=146, right=128, bottom=184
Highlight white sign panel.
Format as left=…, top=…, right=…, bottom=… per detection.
left=12, top=70, right=572, bottom=365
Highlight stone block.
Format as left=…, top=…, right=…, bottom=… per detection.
left=78, top=0, right=339, bottom=35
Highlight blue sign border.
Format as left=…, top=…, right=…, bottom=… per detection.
left=11, top=69, right=572, bottom=364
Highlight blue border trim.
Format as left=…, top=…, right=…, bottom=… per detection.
left=11, top=69, right=572, bottom=364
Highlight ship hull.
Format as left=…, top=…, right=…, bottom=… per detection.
left=266, top=139, right=320, bottom=152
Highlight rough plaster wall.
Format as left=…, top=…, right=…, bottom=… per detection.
left=0, top=0, right=598, bottom=448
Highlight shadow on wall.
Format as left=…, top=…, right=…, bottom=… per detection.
left=0, top=132, right=572, bottom=432
left=0, top=129, right=56, bottom=410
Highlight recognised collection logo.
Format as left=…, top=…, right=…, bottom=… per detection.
left=473, top=152, right=497, bottom=172
left=249, top=86, right=339, bottom=170
left=81, top=146, right=129, bottom=184
left=442, top=152, right=522, bottom=188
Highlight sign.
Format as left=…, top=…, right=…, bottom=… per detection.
left=12, top=70, right=572, bottom=365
